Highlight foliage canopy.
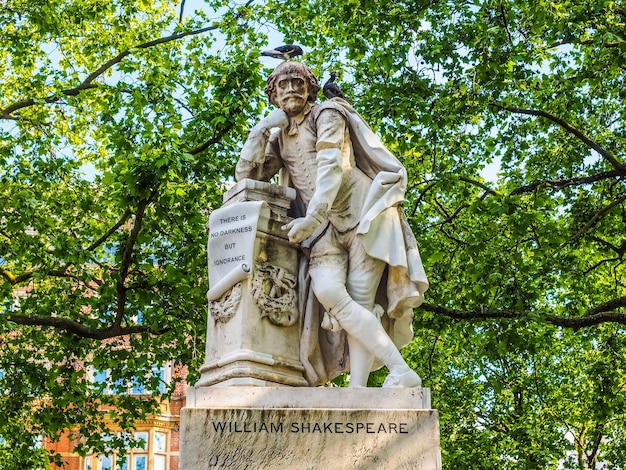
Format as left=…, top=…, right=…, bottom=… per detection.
left=1, top=0, right=625, bottom=468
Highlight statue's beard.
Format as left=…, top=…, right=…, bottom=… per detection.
left=279, top=95, right=307, bottom=116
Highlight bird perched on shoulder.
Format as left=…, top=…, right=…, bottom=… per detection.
left=261, top=44, right=304, bottom=61
left=322, top=72, right=346, bottom=100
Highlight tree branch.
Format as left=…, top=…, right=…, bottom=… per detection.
left=87, top=208, right=131, bottom=251
left=498, top=0, right=514, bottom=45
left=458, top=176, right=498, bottom=199
left=179, top=0, right=186, bottom=23
left=445, top=203, right=470, bottom=224
left=583, top=257, right=619, bottom=275
left=420, top=300, right=626, bottom=328
left=0, top=265, right=79, bottom=285
left=0, top=22, right=229, bottom=119
left=586, top=296, right=626, bottom=316
left=493, top=104, right=626, bottom=172
left=563, top=194, right=626, bottom=247
left=114, top=197, right=150, bottom=329
left=590, top=236, right=626, bottom=256
left=4, top=313, right=166, bottom=340
left=410, top=180, right=437, bottom=217
left=86, top=208, right=133, bottom=252
left=0, top=267, right=33, bottom=285
left=542, top=36, right=625, bottom=53
left=188, top=126, right=231, bottom=155
left=510, top=170, right=622, bottom=195
left=437, top=226, right=468, bottom=246
left=587, top=423, right=605, bottom=468
left=0, top=208, right=132, bottom=287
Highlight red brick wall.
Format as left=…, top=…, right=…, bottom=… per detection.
left=46, top=434, right=81, bottom=470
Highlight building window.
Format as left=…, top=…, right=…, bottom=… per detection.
left=133, top=455, right=147, bottom=470
left=153, top=455, right=165, bottom=470
left=153, top=366, right=166, bottom=394
left=133, top=431, right=149, bottom=469
left=154, top=432, right=166, bottom=452
left=99, top=455, right=112, bottom=470
left=93, top=369, right=107, bottom=385
left=91, top=369, right=129, bottom=395
left=130, top=378, right=145, bottom=395
left=130, top=365, right=166, bottom=395
left=153, top=432, right=167, bottom=470
left=117, top=456, right=129, bottom=470
left=82, top=429, right=170, bottom=470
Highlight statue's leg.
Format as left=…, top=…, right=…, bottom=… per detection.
left=312, top=262, right=377, bottom=387
left=346, top=335, right=374, bottom=387
left=309, top=266, right=421, bottom=388
left=344, top=249, right=385, bottom=387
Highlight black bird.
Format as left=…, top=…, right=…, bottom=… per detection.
left=322, top=72, right=346, bottom=100
left=260, top=44, right=304, bottom=60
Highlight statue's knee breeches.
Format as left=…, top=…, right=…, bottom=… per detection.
left=309, top=225, right=385, bottom=311
left=309, top=266, right=349, bottom=311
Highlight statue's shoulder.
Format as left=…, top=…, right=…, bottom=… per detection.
left=311, top=99, right=350, bottom=123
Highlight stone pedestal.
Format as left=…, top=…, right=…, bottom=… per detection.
left=197, top=179, right=307, bottom=387
left=181, top=387, right=442, bottom=470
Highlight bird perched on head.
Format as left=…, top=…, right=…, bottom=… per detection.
left=261, top=44, right=304, bottom=61
left=322, top=72, right=346, bottom=100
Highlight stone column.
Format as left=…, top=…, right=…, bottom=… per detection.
left=195, top=179, right=308, bottom=387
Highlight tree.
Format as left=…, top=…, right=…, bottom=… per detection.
left=0, top=0, right=267, bottom=466
left=2, top=0, right=626, bottom=468
left=262, top=0, right=626, bottom=468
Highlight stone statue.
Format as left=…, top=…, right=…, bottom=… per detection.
left=236, top=61, right=429, bottom=388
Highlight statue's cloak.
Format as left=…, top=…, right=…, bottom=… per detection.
left=299, top=98, right=429, bottom=386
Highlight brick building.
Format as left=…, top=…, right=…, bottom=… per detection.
left=4, top=239, right=191, bottom=470
left=44, top=365, right=188, bottom=470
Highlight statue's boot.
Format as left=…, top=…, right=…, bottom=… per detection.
left=330, top=297, right=422, bottom=388
left=347, top=335, right=374, bottom=387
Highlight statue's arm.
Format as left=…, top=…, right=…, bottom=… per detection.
left=235, top=138, right=283, bottom=182
left=236, top=110, right=288, bottom=182
left=306, top=109, right=346, bottom=221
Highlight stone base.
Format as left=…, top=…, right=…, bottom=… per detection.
left=180, top=387, right=442, bottom=470
left=196, top=349, right=308, bottom=388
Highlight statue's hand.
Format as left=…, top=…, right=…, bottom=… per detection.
left=281, top=215, right=320, bottom=244
left=239, top=109, right=289, bottom=164
left=260, top=109, right=289, bottom=131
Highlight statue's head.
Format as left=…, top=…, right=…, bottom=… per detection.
left=265, top=61, right=321, bottom=115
